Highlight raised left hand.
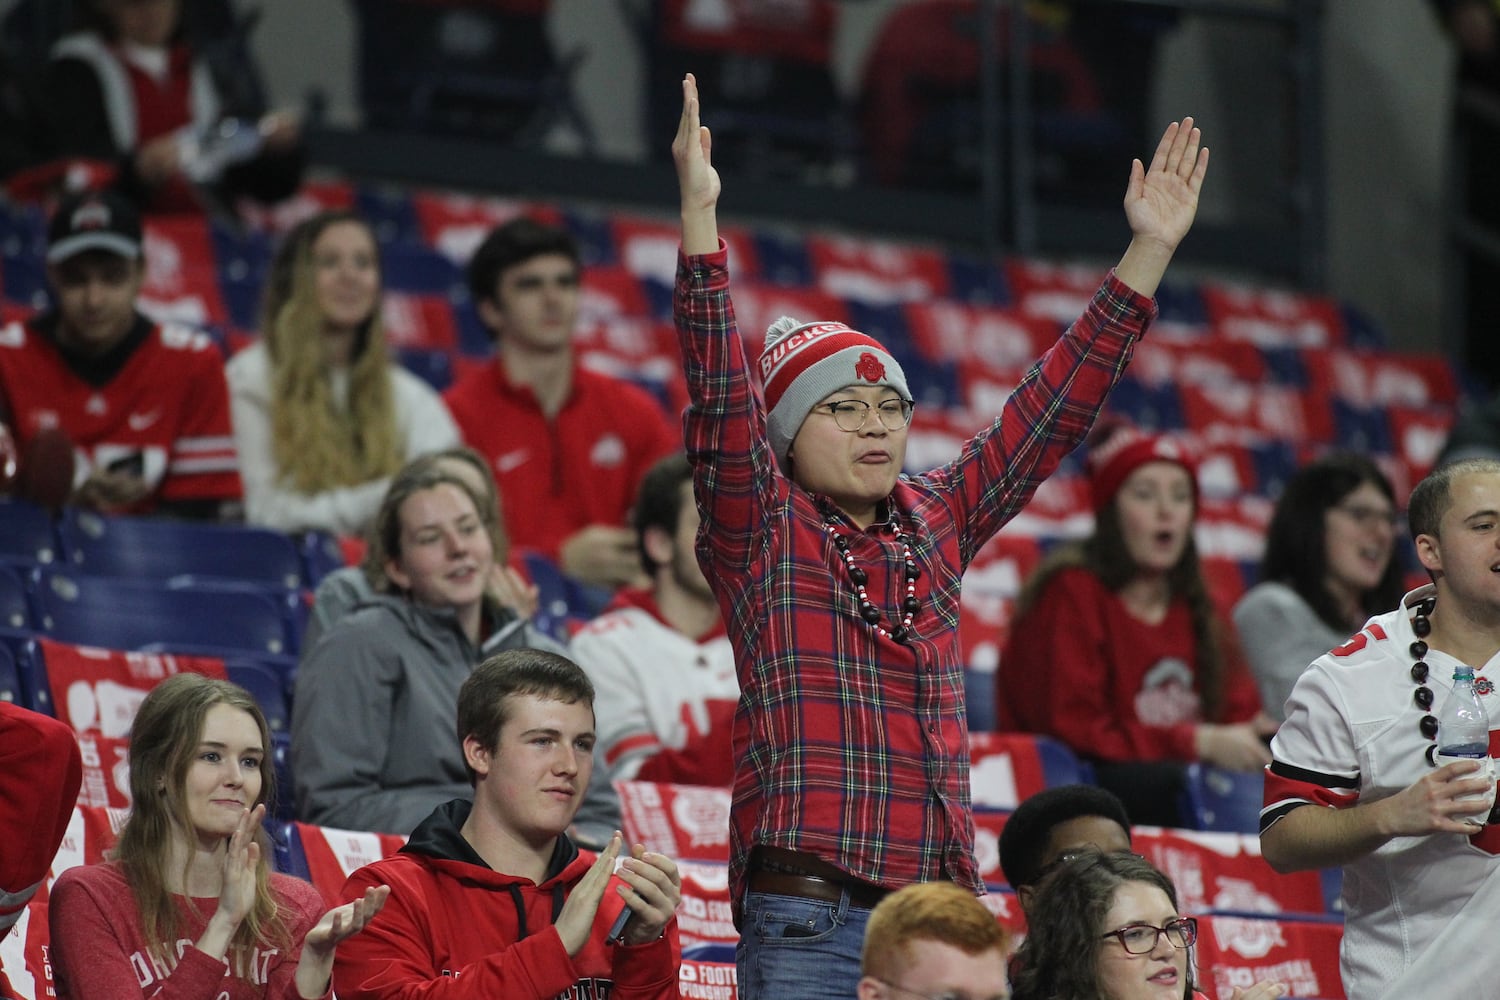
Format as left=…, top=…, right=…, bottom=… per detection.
left=1123, top=117, right=1209, bottom=253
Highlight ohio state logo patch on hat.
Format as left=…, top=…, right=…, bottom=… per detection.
left=854, top=352, right=886, bottom=383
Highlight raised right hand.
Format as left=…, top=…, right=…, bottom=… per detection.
left=1375, top=759, right=1496, bottom=837
left=555, top=832, right=623, bottom=956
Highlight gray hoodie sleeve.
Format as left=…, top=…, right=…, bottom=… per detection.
left=291, top=614, right=471, bottom=835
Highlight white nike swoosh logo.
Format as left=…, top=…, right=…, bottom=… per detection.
left=496, top=450, right=529, bottom=474
left=127, top=411, right=161, bottom=431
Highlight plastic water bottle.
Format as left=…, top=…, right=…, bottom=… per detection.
left=178, top=118, right=264, bottom=184
left=1435, top=665, right=1496, bottom=825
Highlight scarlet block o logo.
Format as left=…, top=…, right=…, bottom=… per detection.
left=854, top=351, right=886, bottom=383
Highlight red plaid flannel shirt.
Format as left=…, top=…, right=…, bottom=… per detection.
left=673, top=243, right=1155, bottom=911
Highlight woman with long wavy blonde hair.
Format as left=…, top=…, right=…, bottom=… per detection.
left=227, top=210, right=459, bottom=536
left=48, top=673, right=388, bottom=999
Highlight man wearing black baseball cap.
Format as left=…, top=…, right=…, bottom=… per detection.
left=0, top=189, right=241, bottom=516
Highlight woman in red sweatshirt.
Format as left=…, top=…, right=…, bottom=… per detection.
left=997, top=422, right=1275, bottom=827
left=47, top=673, right=388, bottom=999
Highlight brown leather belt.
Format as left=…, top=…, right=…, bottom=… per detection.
left=746, top=848, right=890, bottom=910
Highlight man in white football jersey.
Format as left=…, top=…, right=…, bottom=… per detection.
left=1261, top=457, right=1500, bottom=1000
left=571, top=453, right=738, bottom=789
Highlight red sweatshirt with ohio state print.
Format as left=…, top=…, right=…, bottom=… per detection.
left=332, top=799, right=680, bottom=1000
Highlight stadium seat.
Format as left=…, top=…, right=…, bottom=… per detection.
left=968, top=732, right=1093, bottom=809
left=270, top=732, right=295, bottom=821
left=299, top=530, right=349, bottom=588
left=0, top=497, right=58, bottom=565
left=14, top=638, right=51, bottom=715
left=1179, top=762, right=1266, bottom=834
left=681, top=942, right=737, bottom=964
left=34, top=569, right=295, bottom=658
left=58, top=510, right=305, bottom=590
left=271, top=819, right=311, bottom=880
left=0, top=562, right=33, bottom=631
left=964, top=665, right=997, bottom=733
left=225, top=658, right=290, bottom=733
left=0, top=642, right=20, bottom=706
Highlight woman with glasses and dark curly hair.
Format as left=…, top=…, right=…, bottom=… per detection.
left=1011, top=850, right=1284, bottom=1000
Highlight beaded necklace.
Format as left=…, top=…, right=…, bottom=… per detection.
left=1409, top=597, right=1441, bottom=766
left=821, top=501, right=922, bottom=642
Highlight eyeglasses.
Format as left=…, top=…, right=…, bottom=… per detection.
left=815, top=398, right=915, bottom=433
left=1332, top=503, right=1401, bottom=529
left=1099, top=916, right=1197, bottom=955
left=876, top=980, right=1009, bottom=1000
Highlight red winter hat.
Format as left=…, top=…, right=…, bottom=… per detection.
left=1086, top=423, right=1198, bottom=512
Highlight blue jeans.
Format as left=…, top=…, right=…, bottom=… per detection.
left=735, top=889, right=873, bottom=1000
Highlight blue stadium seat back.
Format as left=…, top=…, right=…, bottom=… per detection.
left=964, top=666, right=997, bottom=733
left=396, top=347, right=454, bottom=392
left=682, top=942, right=737, bottom=964
left=270, top=817, right=311, bottom=878
left=35, top=569, right=294, bottom=658
left=0, top=561, right=34, bottom=632
left=0, top=642, right=20, bottom=708
left=945, top=252, right=1010, bottom=306
left=356, top=185, right=421, bottom=246
left=15, top=637, right=53, bottom=716
left=59, top=510, right=305, bottom=590
left=843, top=300, right=914, bottom=358
left=0, top=497, right=59, bottom=565
left=562, top=211, right=617, bottom=269
left=1320, top=865, right=1343, bottom=914
left=1257, top=345, right=1307, bottom=387
left=892, top=353, right=961, bottom=411
left=270, top=732, right=296, bottom=821
left=639, top=274, right=674, bottom=322
left=0, top=250, right=48, bottom=310
left=379, top=242, right=463, bottom=295
left=1153, top=280, right=1208, bottom=327
left=455, top=299, right=495, bottom=358
left=518, top=551, right=587, bottom=643
left=1032, top=734, right=1093, bottom=788
left=219, top=273, right=265, bottom=331
left=1248, top=440, right=1299, bottom=498
left=158, top=580, right=304, bottom=659
left=0, top=199, right=46, bottom=257
left=1106, top=377, right=1184, bottom=432
left=209, top=221, right=272, bottom=287
left=752, top=230, right=814, bottom=287
left=298, top=531, right=347, bottom=589
left=1338, top=301, right=1387, bottom=350
left=1179, top=762, right=1265, bottom=834
left=225, top=658, right=290, bottom=733
left=1331, top=401, right=1393, bottom=454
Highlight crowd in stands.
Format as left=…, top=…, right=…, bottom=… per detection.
left=0, top=15, right=1490, bottom=999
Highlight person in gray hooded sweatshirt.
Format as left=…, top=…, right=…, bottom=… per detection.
left=292, top=454, right=577, bottom=836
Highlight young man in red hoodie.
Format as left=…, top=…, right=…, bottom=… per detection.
left=331, top=648, right=682, bottom=999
